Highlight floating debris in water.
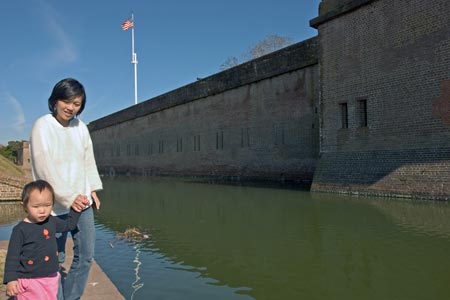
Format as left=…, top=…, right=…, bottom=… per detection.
left=109, top=227, right=150, bottom=248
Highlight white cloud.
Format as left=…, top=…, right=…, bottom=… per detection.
left=0, top=91, right=26, bottom=134
left=46, top=17, right=78, bottom=64
left=36, top=0, right=78, bottom=65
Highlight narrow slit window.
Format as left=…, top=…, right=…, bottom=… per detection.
left=216, top=132, right=219, bottom=150
left=194, top=135, right=201, bottom=151
left=340, top=103, right=348, bottom=129
left=357, top=99, right=368, bottom=127
left=177, top=137, right=183, bottom=152
left=135, top=144, right=139, bottom=156
left=247, top=128, right=250, bottom=147
left=216, top=132, right=224, bottom=150
left=159, top=140, right=164, bottom=153
left=147, top=143, right=152, bottom=155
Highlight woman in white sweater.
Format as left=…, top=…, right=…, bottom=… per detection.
left=30, top=78, right=103, bottom=300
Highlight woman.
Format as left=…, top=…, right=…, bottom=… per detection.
left=30, top=78, right=103, bottom=300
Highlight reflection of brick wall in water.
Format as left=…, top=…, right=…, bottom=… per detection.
left=0, top=202, right=24, bottom=225
left=310, top=0, right=450, bottom=199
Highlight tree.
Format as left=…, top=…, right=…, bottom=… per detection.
left=220, top=56, right=239, bottom=71
left=0, top=141, right=22, bottom=162
left=243, top=34, right=294, bottom=61
left=219, top=34, right=294, bottom=70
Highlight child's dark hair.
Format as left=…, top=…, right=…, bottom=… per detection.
left=21, top=180, right=55, bottom=207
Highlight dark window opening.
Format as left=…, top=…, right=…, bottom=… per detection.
left=340, top=103, right=348, bottom=129
left=357, top=99, right=368, bottom=127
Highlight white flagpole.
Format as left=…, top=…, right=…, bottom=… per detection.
left=131, top=13, right=138, bottom=105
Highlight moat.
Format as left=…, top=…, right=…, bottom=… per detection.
left=2, top=177, right=450, bottom=299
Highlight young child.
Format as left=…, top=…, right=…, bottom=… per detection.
left=3, top=180, right=87, bottom=300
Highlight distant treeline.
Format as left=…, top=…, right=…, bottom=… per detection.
left=0, top=141, right=23, bottom=162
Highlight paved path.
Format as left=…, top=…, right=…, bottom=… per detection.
left=0, top=239, right=125, bottom=300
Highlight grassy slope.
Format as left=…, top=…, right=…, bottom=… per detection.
left=0, top=155, right=24, bottom=177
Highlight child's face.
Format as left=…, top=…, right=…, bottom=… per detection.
left=24, top=188, right=53, bottom=223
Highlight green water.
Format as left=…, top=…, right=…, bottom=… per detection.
left=2, top=177, right=450, bottom=299
left=92, top=177, right=450, bottom=300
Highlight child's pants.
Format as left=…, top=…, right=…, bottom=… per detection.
left=16, top=272, right=60, bottom=300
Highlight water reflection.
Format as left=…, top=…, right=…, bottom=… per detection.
left=0, top=202, right=24, bottom=225
left=370, top=198, right=450, bottom=238
left=93, top=178, right=450, bottom=300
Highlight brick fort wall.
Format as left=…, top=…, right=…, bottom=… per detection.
left=310, top=0, right=450, bottom=199
left=89, top=38, right=319, bottom=185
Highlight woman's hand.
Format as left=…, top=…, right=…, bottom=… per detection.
left=71, top=194, right=89, bottom=212
left=6, top=280, right=20, bottom=296
left=91, top=191, right=101, bottom=210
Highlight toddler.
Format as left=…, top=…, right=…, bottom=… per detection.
left=3, top=180, right=86, bottom=300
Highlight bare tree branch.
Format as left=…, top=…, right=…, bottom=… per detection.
left=219, top=34, right=293, bottom=71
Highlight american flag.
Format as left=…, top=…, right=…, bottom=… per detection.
left=121, top=19, right=134, bottom=30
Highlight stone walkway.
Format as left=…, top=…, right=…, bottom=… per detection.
left=0, top=239, right=125, bottom=300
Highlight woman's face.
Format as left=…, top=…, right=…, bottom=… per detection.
left=54, top=96, right=83, bottom=127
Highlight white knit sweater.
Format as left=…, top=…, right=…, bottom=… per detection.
left=30, top=114, right=103, bottom=215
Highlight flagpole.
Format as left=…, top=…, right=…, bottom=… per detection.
left=131, top=13, right=138, bottom=105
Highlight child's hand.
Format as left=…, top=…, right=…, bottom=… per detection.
left=71, top=194, right=90, bottom=212
left=6, top=280, right=20, bottom=296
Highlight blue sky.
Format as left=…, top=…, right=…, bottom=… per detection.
left=0, top=0, right=321, bottom=145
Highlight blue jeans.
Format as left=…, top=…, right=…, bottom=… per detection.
left=56, top=207, right=95, bottom=300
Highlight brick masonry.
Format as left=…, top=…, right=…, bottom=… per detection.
left=310, top=0, right=450, bottom=199
left=89, top=38, right=320, bottom=186
left=0, top=172, right=30, bottom=201
left=17, top=141, right=31, bottom=173
left=86, top=0, right=450, bottom=200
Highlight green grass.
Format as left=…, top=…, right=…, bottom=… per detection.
left=0, top=155, right=24, bottom=177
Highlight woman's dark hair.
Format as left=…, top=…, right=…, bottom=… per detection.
left=48, top=78, right=86, bottom=116
left=21, top=180, right=55, bottom=208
